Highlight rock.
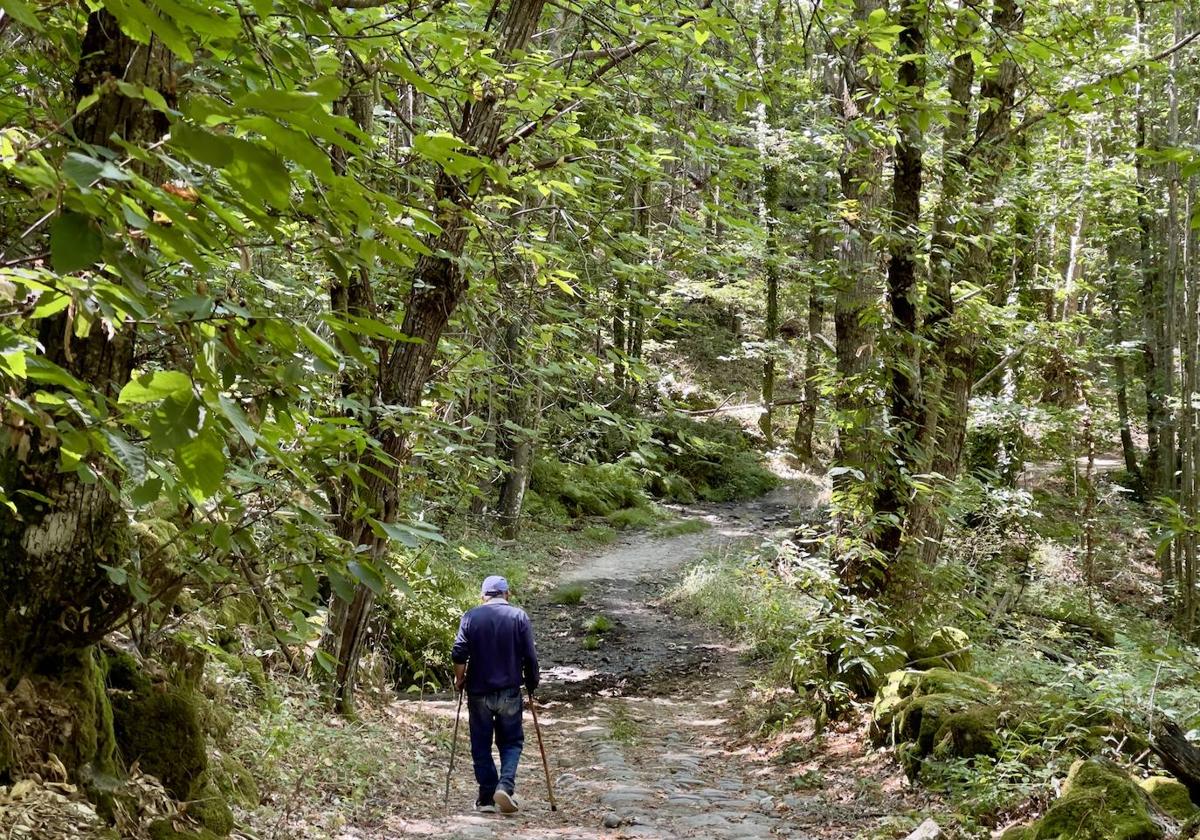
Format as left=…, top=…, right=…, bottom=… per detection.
left=905, top=818, right=942, bottom=840
left=602, top=812, right=623, bottom=828
left=1139, top=776, right=1199, bottom=821
left=1020, top=760, right=1163, bottom=840
left=932, top=706, right=1002, bottom=760
left=846, top=645, right=908, bottom=697
left=897, top=693, right=975, bottom=756
left=910, top=627, right=973, bottom=671
left=996, top=826, right=1030, bottom=840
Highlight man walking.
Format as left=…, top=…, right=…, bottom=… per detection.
left=451, top=575, right=540, bottom=814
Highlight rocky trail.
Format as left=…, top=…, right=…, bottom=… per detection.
left=353, top=485, right=938, bottom=840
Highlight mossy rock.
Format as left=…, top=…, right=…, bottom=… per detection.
left=871, top=670, right=912, bottom=740
left=0, top=709, right=13, bottom=780
left=897, top=693, right=976, bottom=756
left=187, top=774, right=233, bottom=835
left=1140, top=776, right=1198, bottom=821
left=871, top=668, right=995, bottom=742
left=148, top=818, right=223, bottom=840
left=931, top=705, right=1001, bottom=760
left=909, top=626, right=972, bottom=671
left=908, top=668, right=995, bottom=701
left=31, top=650, right=119, bottom=780
left=845, top=646, right=908, bottom=698
left=1026, top=760, right=1163, bottom=840
left=999, top=826, right=1031, bottom=840
left=210, top=649, right=270, bottom=701
left=213, top=754, right=259, bottom=808
left=107, top=651, right=209, bottom=805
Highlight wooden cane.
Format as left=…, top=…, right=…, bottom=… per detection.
left=444, top=687, right=464, bottom=812
left=527, top=689, right=557, bottom=811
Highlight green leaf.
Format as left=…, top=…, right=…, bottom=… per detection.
left=103, top=429, right=147, bottom=484
left=413, top=133, right=488, bottom=177
left=130, top=476, right=163, bottom=507
left=101, top=564, right=128, bottom=585
left=178, top=427, right=226, bottom=499
left=119, top=370, right=192, bottom=404
left=148, top=392, right=201, bottom=447
left=0, top=350, right=27, bottom=379
left=373, top=518, right=446, bottom=548
left=30, top=292, right=69, bottom=319
left=348, top=559, right=385, bottom=595
left=297, top=325, right=341, bottom=373
left=49, top=212, right=102, bottom=274
left=377, top=560, right=413, bottom=596
left=106, top=0, right=193, bottom=60
left=63, top=152, right=130, bottom=187
left=217, top=394, right=258, bottom=446
left=0, top=0, right=43, bottom=29
left=313, top=649, right=337, bottom=675
left=171, top=122, right=234, bottom=168
left=225, top=139, right=291, bottom=210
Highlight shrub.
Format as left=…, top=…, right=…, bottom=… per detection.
left=528, top=459, right=651, bottom=518
left=648, top=415, right=777, bottom=503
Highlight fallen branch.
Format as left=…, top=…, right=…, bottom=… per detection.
left=1151, top=718, right=1200, bottom=805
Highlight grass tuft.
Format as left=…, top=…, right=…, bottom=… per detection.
left=583, top=614, right=614, bottom=634
left=548, top=583, right=585, bottom=605
left=655, top=519, right=711, bottom=538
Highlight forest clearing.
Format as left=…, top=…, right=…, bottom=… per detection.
left=4, top=0, right=1200, bottom=837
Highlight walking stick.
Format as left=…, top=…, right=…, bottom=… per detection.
left=444, top=686, right=464, bottom=812
left=527, top=689, right=557, bottom=812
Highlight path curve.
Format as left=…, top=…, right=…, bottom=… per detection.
left=372, top=482, right=931, bottom=840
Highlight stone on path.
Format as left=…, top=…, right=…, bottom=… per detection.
left=904, top=818, right=942, bottom=840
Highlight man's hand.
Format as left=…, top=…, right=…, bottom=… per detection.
left=454, top=674, right=465, bottom=692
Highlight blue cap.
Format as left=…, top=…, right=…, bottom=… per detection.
left=482, top=575, right=509, bottom=597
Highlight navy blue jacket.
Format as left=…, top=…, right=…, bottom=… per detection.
left=451, top=600, right=540, bottom=696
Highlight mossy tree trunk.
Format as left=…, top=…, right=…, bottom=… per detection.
left=0, top=10, right=174, bottom=779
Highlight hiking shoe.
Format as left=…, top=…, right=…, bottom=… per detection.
left=494, top=789, right=519, bottom=814
left=474, top=799, right=496, bottom=813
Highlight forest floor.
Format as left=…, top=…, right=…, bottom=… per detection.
left=302, top=483, right=945, bottom=840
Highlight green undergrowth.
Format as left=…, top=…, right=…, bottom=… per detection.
left=374, top=520, right=611, bottom=692
left=222, top=676, right=428, bottom=832
left=675, top=473, right=1200, bottom=836
left=527, top=415, right=777, bottom=522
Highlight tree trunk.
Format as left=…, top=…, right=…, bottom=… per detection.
left=320, top=0, right=549, bottom=713
left=497, top=318, right=535, bottom=539
left=830, top=0, right=885, bottom=505
left=871, top=0, right=925, bottom=561
left=794, top=190, right=831, bottom=466
left=906, top=0, right=1022, bottom=570
left=0, top=10, right=174, bottom=779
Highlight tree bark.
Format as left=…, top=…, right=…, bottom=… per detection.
left=871, top=0, right=925, bottom=561
left=1151, top=718, right=1200, bottom=805
left=0, top=10, right=174, bottom=780
left=830, top=0, right=885, bottom=505
left=320, top=0, right=549, bottom=713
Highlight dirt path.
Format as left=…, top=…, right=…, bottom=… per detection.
left=366, top=485, right=934, bottom=840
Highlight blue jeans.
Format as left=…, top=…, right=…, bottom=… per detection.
left=467, top=686, right=524, bottom=803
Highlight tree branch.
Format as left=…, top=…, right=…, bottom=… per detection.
left=493, top=0, right=713, bottom=156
